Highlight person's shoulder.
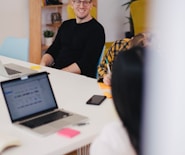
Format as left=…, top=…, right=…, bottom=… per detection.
left=62, top=19, right=76, bottom=26
left=111, top=38, right=130, bottom=51
left=114, top=38, right=130, bottom=45
left=63, top=18, right=75, bottom=23
left=90, top=18, right=104, bottom=30
left=58, top=19, right=76, bottom=30
left=101, top=121, right=125, bottom=134
left=91, top=18, right=101, bottom=25
left=90, top=121, right=136, bottom=155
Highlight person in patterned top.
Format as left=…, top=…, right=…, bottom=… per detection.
left=97, top=32, right=152, bottom=85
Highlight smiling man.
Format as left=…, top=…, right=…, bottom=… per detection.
left=40, top=0, right=105, bottom=78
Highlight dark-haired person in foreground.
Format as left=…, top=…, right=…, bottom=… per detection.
left=40, top=0, right=105, bottom=78
left=90, top=46, right=145, bottom=155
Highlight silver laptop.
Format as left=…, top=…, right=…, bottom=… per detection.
left=0, top=60, right=37, bottom=78
left=0, top=72, right=88, bottom=136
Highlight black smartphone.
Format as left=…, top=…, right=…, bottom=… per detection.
left=86, top=95, right=106, bottom=105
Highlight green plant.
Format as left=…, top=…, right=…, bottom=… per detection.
left=43, top=30, right=55, bottom=38
left=122, top=0, right=138, bottom=10
left=122, top=0, right=138, bottom=37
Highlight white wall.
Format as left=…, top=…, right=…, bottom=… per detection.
left=0, top=0, right=29, bottom=44
left=143, top=0, right=185, bottom=154
left=0, top=0, right=129, bottom=44
left=98, top=0, right=130, bottom=41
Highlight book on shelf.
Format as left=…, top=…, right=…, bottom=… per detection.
left=46, top=0, right=63, bottom=5
left=41, top=0, right=46, bottom=6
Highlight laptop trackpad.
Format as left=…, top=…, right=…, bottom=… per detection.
left=33, top=120, right=72, bottom=135
left=49, top=114, right=87, bottom=129
left=33, top=125, right=57, bottom=135
left=50, top=120, right=70, bottom=129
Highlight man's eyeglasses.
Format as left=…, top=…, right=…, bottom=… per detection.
left=73, top=0, right=91, bottom=7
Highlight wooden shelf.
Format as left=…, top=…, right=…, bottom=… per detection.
left=29, top=0, right=64, bottom=64
left=42, top=4, right=63, bottom=8
left=46, top=22, right=62, bottom=28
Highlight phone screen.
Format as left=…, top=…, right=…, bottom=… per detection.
left=86, top=95, right=106, bottom=105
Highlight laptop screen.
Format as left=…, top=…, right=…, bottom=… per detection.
left=1, top=72, right=58, bottom=122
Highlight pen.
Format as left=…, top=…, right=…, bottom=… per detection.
left=105, top=58, right=111, bottom=74
left=75, top=122, right=89, bottom=126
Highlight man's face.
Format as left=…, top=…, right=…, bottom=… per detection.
left=71, top=0, right=93, bottom=22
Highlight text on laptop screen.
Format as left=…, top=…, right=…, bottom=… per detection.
left=1, top=73, right=58, bottom=121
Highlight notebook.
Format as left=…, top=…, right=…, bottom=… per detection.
left=0, top=60, right=37, bottom=78
left=0, top=72, right=88, bottom=136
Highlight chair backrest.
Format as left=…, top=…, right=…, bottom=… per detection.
left=96, top=42, right=114, bottom=78
left=67, top=3, right=97, bottom=19
left=130, top=0, right=148, bottom=35
left=96, top=46, right=105, bottom=78
left=0, top=37, right=29, bottom=61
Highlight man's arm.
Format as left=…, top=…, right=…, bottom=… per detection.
left=62, top=63, right=81, bottom=74
left=40, top=53, right=54, bottom=66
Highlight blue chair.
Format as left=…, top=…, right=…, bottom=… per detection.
left=0, top=37, right=29, bottom=61
left=96, top=46, right=105, bottom=79
left=96, top=42, right=114, bottom=78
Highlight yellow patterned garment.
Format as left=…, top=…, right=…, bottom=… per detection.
left=97, top=32, right=152, bottom=82
left=97, top=38, right=130, bottom=82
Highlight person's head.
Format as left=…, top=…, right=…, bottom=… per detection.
left=128, top=32, right=152, bottom=49
left=111, top=46, right=145, bottom=154
left=71, top=0, right=93, bottom=23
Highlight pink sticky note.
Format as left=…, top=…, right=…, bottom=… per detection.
left=57, top=128, right=80, bottom=138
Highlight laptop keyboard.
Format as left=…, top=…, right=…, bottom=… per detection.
left=5, top=67, right=21, bottom=75
left=21, top=111, right=71, bottom=128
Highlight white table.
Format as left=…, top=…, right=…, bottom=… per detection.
left=0, top=56, right=119, bottom=155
